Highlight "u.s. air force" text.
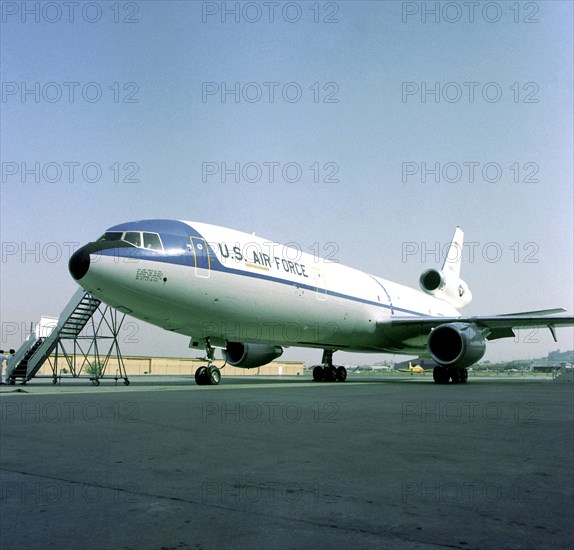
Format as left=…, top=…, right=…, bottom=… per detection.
left=218, top=243, right=308, bottom=278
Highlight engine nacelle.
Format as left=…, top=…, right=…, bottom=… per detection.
left=427, top=322, right=486, bottom=369
left=419, top=268, right=472, bottom=308
left=222, top=342, right=283, bottom=369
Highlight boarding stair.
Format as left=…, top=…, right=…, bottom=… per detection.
left=6, top=289, right=101, bottom=384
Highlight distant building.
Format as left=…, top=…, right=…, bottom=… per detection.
left=370, top=364, right=393, bottom=371
left=531, top=361, right=564, bottom=373
left=37, top=356, right=305, bottom=377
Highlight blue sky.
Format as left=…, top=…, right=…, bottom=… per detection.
left=1, top=0, right=572, bottom=363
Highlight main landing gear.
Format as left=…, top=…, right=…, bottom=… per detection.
left=432, top=366, right=468, bottom=384
left=312, top=350, right=347, bottom=382
left=194, top=339, right=222, bottom=386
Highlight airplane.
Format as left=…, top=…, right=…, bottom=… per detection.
left=67, top=220, right=574, bottom=386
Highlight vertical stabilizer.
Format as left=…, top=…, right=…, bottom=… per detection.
left=442, top=226, right=464, bottom=281
left=419, top=226, right=472, bottom=308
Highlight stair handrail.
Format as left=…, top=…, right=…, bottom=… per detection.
left=24, top=331, right=62, bottom=375
left=58, top=288, right=92, bottom=326
left=6, top=289, right=100, bottom=380
left=5, top=332, right=38, bottom=378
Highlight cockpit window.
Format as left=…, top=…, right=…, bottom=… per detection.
left=143, top=232, right=163, bottom=251
left=96, top=231, right=164, bottom=252
left=123, top=231, right=142, bottom=248
left=98, top=232, right=123, bottom=242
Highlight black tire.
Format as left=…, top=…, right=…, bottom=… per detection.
left=207, top=366, right=221, bottom=385
left=124, top=379, right=130, bottom=386
left=433, top=366, right=449, bottom=384
left=336, top=366, right=347, bottom=382
left=449, top=367, right=461, bottom=384
left=433, top=366, right=441, bottom=383
left=312, top=366, right=324, bottom=382
left=324, top=365, right=337, bottom=382
left=195, top=366, right=208, bottom=385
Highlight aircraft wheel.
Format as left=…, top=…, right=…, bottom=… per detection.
left=312, top=366, right=324, bottom=382
left=449, top=368, right=462, bottom=384
left=207, top=366, right=221, bottom=385
left=336, top=366, right=347, bottom=382
left=195, top=366, right=208, bottom=385
left=124, top=379, right=130, bottom=386
left=52, top=378, right=57, bottom=385
left=433, top=366, right=449, bottom=384
left=324, top=365, right=337, bottom=382
left=433, top=366, right=441, bottom=383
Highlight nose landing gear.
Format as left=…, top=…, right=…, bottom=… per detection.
left=194, top=339, right=222, bottom=386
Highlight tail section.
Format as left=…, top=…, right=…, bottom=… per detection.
left=443, top=226, right=464, bottom=280
left=419, top=226, right=472, bottom=309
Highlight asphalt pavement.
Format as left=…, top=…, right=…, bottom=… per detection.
left=1, top=375, right=572, bottom=549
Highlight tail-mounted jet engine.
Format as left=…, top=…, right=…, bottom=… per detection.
left=222, top=342, right=283, bottom=369
left=419, top=268, right=472, bottom=309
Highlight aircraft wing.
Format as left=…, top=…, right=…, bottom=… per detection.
left=378, top=309, right=574, bottom=341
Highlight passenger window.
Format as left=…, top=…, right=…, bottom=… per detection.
left=123, top=232, right=142, bottom=247
left=143, top=233, right=163, bottom=251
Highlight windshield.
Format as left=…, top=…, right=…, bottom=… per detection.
left=96, top=231, right=164, bottom=252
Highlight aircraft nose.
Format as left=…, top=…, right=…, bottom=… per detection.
left=69, top=245, right=91, bottom=281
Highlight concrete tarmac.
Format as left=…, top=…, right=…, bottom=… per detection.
left=1, top=375, right=572, bottom=549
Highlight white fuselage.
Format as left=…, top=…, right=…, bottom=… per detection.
left=77, top=221, right=461, bottom=354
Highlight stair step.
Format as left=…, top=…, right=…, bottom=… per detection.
left=7, top=291, right=103, bottom=381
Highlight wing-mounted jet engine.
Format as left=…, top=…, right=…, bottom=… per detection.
left=222, top=342, right=283, bottom=369
left=192, top=340, right=283, bottom=385
left=419, top=227, right=472, bottom=309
